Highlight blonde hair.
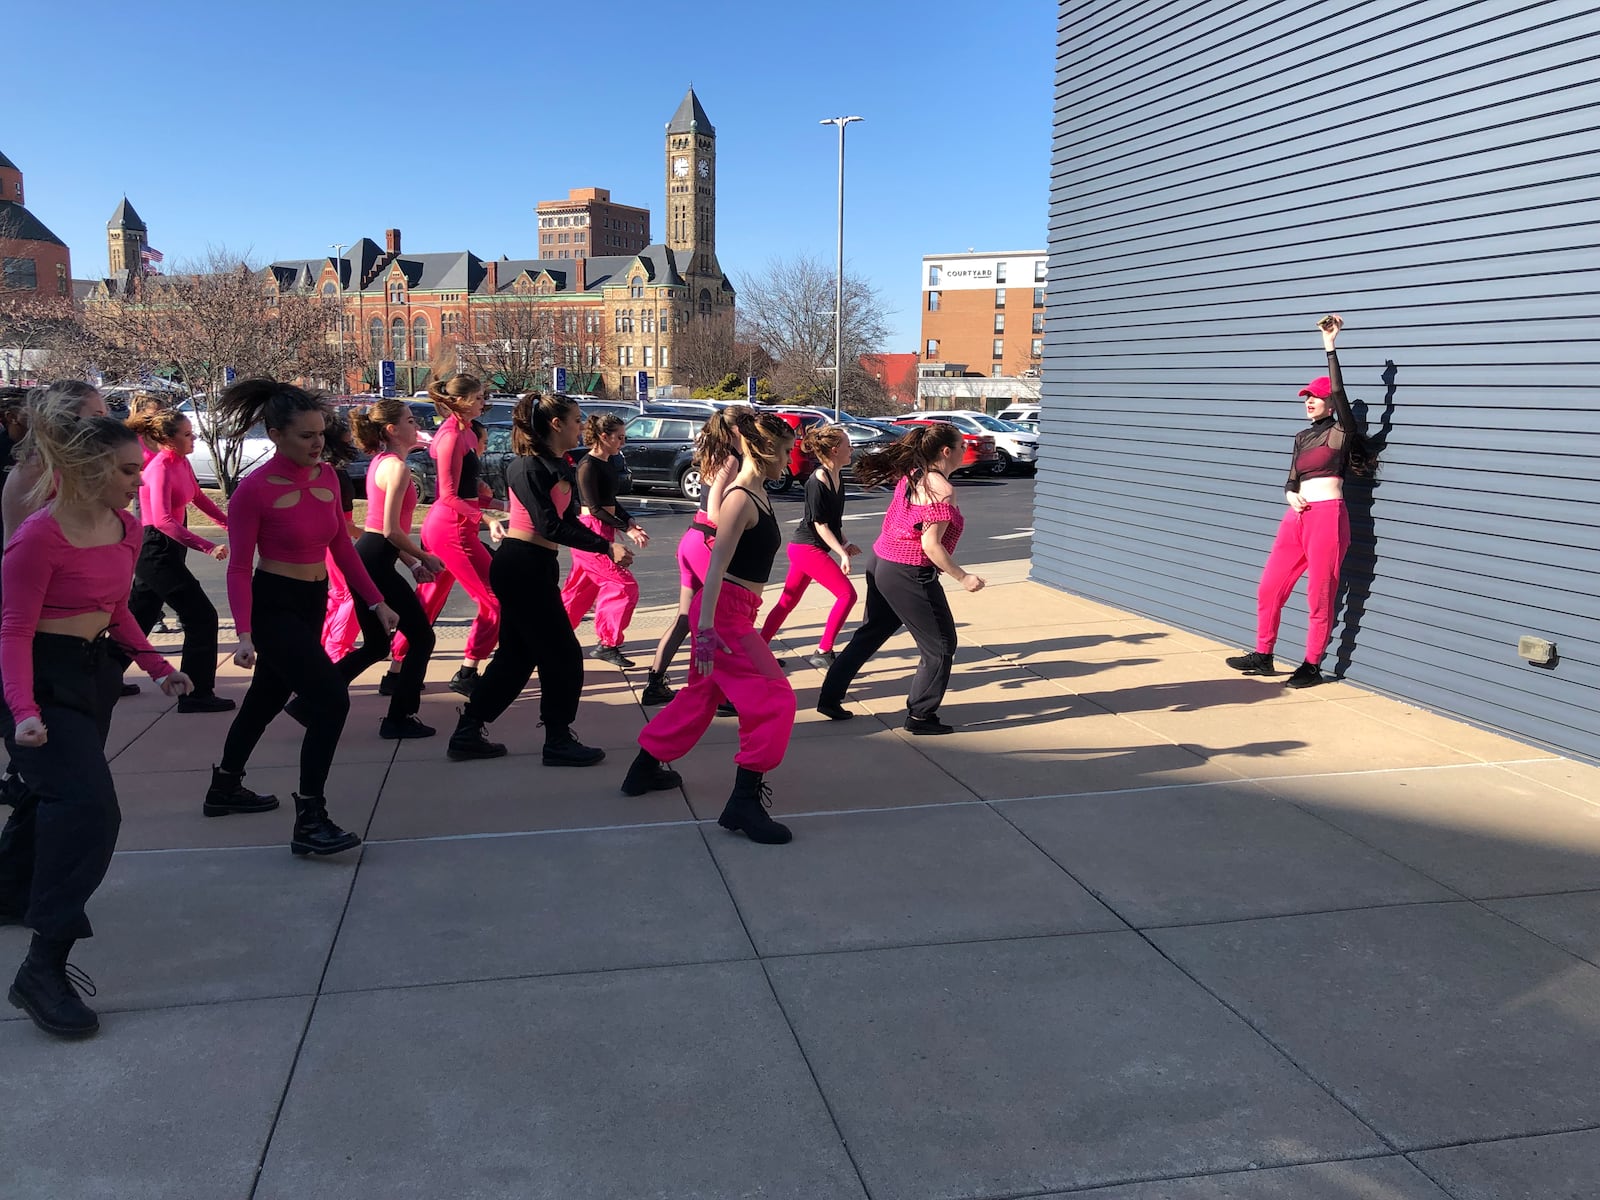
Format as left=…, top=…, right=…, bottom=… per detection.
left=427, top=373, right=482, bottom=419
left=126, top=405, right=186, bottom=447
left=802, top=423, right=847, bottom=460
left=13, top=380, right=105, bottom=471
left=24, top=388, right=139, bottom=508
left=729, top=410, right=796, bottom=475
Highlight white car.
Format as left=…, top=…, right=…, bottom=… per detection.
left=928, top=410, right=1039, bottom=475
left=178, top=400, right=276, bottom=488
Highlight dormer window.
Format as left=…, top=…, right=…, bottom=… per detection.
left=388, top=281, right=405, bottom=304
left=630, top=277, right=644, bottom=299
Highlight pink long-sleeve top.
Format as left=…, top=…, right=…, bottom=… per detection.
left=1, top=508, right=175, bottom=722
left=225, top=454, right=382, bottom=636
left=429, top=415, right=480, bottom=520
left=873, top=475, right=965, bottom=568
left=141, top=447, right=228, bottom=553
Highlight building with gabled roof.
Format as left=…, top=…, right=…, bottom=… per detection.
left=0, top=151, right=73, bottom=305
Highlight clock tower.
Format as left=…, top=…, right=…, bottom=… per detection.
left=665, top=86, right=716, bottom=273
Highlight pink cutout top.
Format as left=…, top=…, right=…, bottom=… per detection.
left=141, top=447, right=228, bottom=553
left=1, top=508, right=174, bottom=722
left=362, top=451, right=417, bottom=536
left=225, top=454, right=381, bottom=635
left=429, top=415, right=479, bottom=520
left=873, top=476, right=965, bottom=567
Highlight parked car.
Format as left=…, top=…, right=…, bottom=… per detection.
left=179, top=399, right=275, bottom=488
left=997, top=403, right=1040, bottom=431
left=889, top=416, right=998, bottom=476
left=476, top=420, right=631, bottom=503
left=622, top=412, right=706, bottom=499
left=920, top=410, right=1039, bottom=475
left=838, top=419, right=907, bottom=485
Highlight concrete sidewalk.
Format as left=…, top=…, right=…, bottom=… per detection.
left=5, top=566, right=1600, bottom=1199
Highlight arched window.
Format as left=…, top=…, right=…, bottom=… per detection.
left=388, top=281, right=406, bottom=304
left=321, top=281, right=337, bottom=301
left=391, top=317, right=407, bottom=360
left=698, top=289, right=712, bottom=320
left=630, top=278, right=644, bottom=299
left=412, top=316, right=429, bottom=362
left=369, top=318, right=384, bottom=359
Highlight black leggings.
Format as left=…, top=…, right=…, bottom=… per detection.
left=128, top=527, right=219, bottom=694
left=819, top=561, right=957, bottom=720
left=0, top=634, right=123, bottom=940
left=335, top=533, right=434, bottom=719
left=220, top=572, right=348, bottom=798
left=465, top=539, right=583, bottom=731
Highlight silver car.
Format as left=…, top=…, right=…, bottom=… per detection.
left=179, top=400, right=276, bottom=488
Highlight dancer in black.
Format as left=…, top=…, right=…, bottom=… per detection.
left=817, top=423, right=986, bottom=733
left=446, top=394, right=632, bottom=767
left=1, top=395, right=192, bottom=1037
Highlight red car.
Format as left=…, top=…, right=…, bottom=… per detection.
left=890, top=417, right=998, bottom=476
left=765, top=410, right=822, bottom=494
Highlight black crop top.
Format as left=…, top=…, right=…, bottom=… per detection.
left=508, top=455, right=613, bottom=556
left=459, top=449, right=480, bottom=500
left=793, top=469, right=844, bottom=552
left=576, top=454, right=634, bottom=533
left=723, top=485, right=781, bottom=584
left=1286, top=350, right=1358, bottom=493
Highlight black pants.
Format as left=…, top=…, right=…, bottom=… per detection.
left=220, top=572, right=348, bottom=798
left=335, top=533, right=434, bottom=719
left=819, top=561, right=957, bottom=720
left=128, top=527, right=219, bottom=695
left=0, top=634, right=123, bottom=940
left=466, top=539, right=582, bottom=730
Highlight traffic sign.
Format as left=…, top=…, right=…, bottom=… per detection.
left=554, top=366, right=567, bottom=393
left=747, top=375, right=757, bottom=401
left=223, top=367, right=236, bottom=385
left=635, top=370, right=650, bottom=403
left=379, top=360, right=396, bottom=398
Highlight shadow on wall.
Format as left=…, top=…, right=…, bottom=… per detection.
left=1332, top=359, right=1398, bottom=680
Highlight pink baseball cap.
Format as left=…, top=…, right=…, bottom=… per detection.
left=1299, top=376, right=1332, bottom=399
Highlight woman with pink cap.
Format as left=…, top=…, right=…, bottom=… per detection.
left=1226, top=315, right=1376, bottom=688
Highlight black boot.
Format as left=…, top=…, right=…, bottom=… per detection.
left=620, top=748, right=683, bottom=796
left=717, top=767, right=792, bottom=845
left=177, top=692, right=236, bottom=713
left=816, top=698, right=854, bottom=721
left=380, top=713, right=436, bottom=740
left=640, top=672, right=675, bottom=706
left=591, top=644, right=635, bottom=669
left=204, top=765, right=280, bottom=817
left=290, top=793, right=361, bottom=856
left=448, top=711, right=507, bottom=760
left=9, top=935, right=98, bottom=1038
left=448, top=666, right=480, bottom=698
left=542, top=726, right=605, bottom=768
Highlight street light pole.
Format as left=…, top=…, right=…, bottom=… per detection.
left=330, top=243, right=347, bottom=392
left=819, top=115, right=862, bottom=423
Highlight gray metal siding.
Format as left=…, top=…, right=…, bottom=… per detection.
left=1036, top=0, right=1600, bottom=761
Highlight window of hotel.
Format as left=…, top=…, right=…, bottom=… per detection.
left=368, top=318, right=383, bottom=359
left=1030, top=338, right=1043, bottom=358
left=996, top=262, right=1007, bottom=284
left=391, top=317, right=407, bottom=359
left=660, top=346, right=669, bottom=368
left=1033, top=287, right=1045, bottom=307
left=992, top=340, right=1004, bottom=358
left=388, top=281, right=405, bottom=304
left=412, top=316, right=429, bottom=362
left=927, top=291, right=940, bottom=312
left=442, top=312, right=462, bottom=337
left=630, top=279, right=644, bottom=299
left=994, top=313, right=1005, bottom=333
left=995, top=289, right=1006, bottom=308
left=2, top=258, right=37, bottom=290
left=927, top=265, right=941, bottom=286
left=1032, top=313, right=1045, bottom=333
left=1034, top=260, right=1047, bottom=282
left=925, top=339, right=939, bottom=359
left=56, top=262, right=68, bottom=295
left=991, top=365, right=1004, bottom=378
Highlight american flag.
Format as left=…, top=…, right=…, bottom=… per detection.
left=140, top=246, right=164, bottom=272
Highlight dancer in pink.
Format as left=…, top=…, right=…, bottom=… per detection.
left=1226, top=315, right=1376, bottom=689
left=623, top=411, right=799, bottom=845
left=318, top=412, right=362, bottom=662
left=392, top=375, right=499, bottom=699
left=640, top=408, right=746, bottom=706
left=562, top=414, right=649, bottom=667
left=759, top=423, right=859, bottom=667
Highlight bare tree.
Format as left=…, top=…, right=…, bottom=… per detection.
left=735, top=254, right=893, bottom=410
left=454, top=300, right=611, bottom=395
left=0, top=288, right=81, bottom=384
left=85, top=247, right=342, bottom=491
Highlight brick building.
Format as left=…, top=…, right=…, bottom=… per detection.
left=537, top=187, right=650, bottom=259
left=0, top=151, right=73, bottom=303
left=919, top=250, right=1047, bottom=379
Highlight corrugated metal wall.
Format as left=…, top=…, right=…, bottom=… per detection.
left=1035, top=0, right=1600, bottom=761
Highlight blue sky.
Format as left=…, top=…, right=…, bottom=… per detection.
left=11, top=1, right=1052, bottom=350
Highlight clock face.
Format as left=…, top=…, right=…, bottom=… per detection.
left=697, top=158, right=710, bottom=178
left=672, top=156, right=689, bottom=178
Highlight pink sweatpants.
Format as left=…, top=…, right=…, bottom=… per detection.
left=1255, top=499, right=1351, bottom=664
left=562, top=513, right=640, bottom=645
left=639, top=584, right=796, bottom=772
left=676, top=524, right=712, bottom=590
left=393, top=508, right=500, bottom=664
left=760, top=543, right=859, bottom=652
left=322, top=553, right=360, bottom=661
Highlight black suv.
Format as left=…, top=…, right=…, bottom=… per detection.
left=477, top=421, right=632, bottom=503
left=622, top=412, right=707, bottom=499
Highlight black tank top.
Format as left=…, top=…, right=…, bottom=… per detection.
left=723, top=485, right=781, bottom=584
left=459, top=449, right=480, bottom=499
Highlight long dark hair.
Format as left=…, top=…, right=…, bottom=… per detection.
left=853, top=422, right=961, bottom=489
left=214, top=379, right=324, bottom=439
left=511, top=391, right=578, bottom=456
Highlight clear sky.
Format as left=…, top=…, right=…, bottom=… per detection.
left=11, top=0, right=1052, bottom=351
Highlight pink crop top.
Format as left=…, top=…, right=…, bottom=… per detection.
left=873, top=475, right=966, bottom=567
left=1, top=508, right=174, bottom=722
left=225, top=454, right=381, bottom=635
left=141, top=448, right=228, bottom=553
left=363, top=451, right=418, bottom=535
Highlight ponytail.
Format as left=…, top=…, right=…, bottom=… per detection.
left=125, top=405, right=185, bottom=447
left=853, top=422, right=960, bottom=489
left=728, top=410, right=796, bottom=475
left=349, top=398, right=409, bottom=453
left=802, top=422, right=847, bottom=461
left=511, top=391, right=578, bottom=456
left=583, top=412, right=625, bottom=447
left=427, top=372, right=483, bottom=419
left=694, top=406, right=749, bottom=478
left=214, top=378, right=324, bottom=439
